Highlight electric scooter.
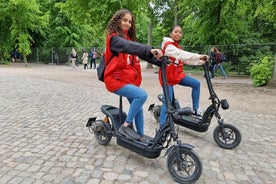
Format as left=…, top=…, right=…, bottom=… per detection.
left=148, top=59, right=241, bottom=149
left=86, top=56, right=202, bottom=184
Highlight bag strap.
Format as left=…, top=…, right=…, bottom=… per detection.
left=162, top=41, right=175, bottom=54
left=119, top=96, right=123, bottom=124
left=105, top=54, right=114, bottom=66
left=162, top=41, right=179, bottom=64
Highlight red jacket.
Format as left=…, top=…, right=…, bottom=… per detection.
left=104, top=33, right=157, bottom=92
left=216, top=52, right=222, bottom=64
left=158, top=41, right=185, bottom=86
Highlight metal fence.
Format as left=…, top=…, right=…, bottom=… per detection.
left=19, top=44, right=276, bottom=76
left=182, top=43, right=275, bottom=76
left=26, top=47, right=103, bottom=65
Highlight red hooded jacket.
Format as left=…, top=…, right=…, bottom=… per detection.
left=158, top=41, right=185, bottom=86
left=104, top=32, right=155, bottom=92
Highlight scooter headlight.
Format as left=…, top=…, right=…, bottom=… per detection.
left=221, top=99, right=229, bottom=110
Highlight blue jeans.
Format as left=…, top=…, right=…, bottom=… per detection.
left=213, top=64, right=226, bottom=78
left=114, top=84, right=147, bottom=135
left=160, top=75, right=200, bottom=125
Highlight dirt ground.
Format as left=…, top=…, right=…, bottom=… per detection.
left=1, top=62, right=275, bottom=116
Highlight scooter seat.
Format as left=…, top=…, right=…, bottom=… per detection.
left=177, top=107, right=193, bottom=115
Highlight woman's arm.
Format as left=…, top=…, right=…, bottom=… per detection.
left=110, top=36, right=151, bottom=56
left=110, top=36, right=161, bottom=65
left=165, top=44, right=205, bottom=65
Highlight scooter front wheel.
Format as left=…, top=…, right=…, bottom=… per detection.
left=213, top=123, right=241, bottom=149
left=167, top=147, right=202, bottom=184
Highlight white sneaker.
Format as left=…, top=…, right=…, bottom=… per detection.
left=192, top=109, right=202, bottom=117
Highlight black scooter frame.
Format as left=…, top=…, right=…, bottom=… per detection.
left=149, top=60, right=241, bottom=149
left=86, top=56, right=203, bottom=183
left=87, top=56, right=194, bottom=158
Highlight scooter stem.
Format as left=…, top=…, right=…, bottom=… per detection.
left=160, top=56, right=177, bottom=140
left=204, top=62, right=217, bottom=99
left=160, top=56, right=174, bottom=114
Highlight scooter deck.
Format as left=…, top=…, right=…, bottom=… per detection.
left=173, top=114, right=209, bottom=132
left=117, top=134, right=154, bottom=146
left=116, top=134, right=162, bottom=159
left=175, top=114, right=202, bottom=123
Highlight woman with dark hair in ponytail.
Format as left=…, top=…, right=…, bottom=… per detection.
left=158, top=25, right=209, bottom=125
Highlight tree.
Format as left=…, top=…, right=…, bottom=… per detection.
left=0, top=0, right=49, bottom=66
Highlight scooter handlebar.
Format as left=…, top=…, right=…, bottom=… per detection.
left=159, top=56, right=170, bottom=67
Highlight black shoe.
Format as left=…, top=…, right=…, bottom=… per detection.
left=118, top=124, right=141, bottom=140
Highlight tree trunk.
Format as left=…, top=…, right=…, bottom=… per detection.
left=146, top=20, right=153, bottom=69
left=268, top=55, right=276, bottom=87
left=174, top=2, right=178, bottom=25
left=23, top=54, right=29, bottom=67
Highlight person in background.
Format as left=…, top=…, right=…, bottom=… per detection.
left=70, top=48, right=77, bottom=69
left=10, top=50, right=15, bottom=62
left=104, top=9, right=163, bottom=140
left=213, top=47, right=227, bottom=79
left=158, top=25, right=209, bottom=126
left=10, top=50, right=20, bottom=62
left=209, top=47, right=217, bottom=78
left=81, top=50, right=89, bottom=69
left=89, top=49, right=96, bottom=69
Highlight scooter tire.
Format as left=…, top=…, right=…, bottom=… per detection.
left=213, top=123, right=241, bottom=149
left=167, top=147, right=202, bottom=184
left=92, top=120, right=112, bottom=146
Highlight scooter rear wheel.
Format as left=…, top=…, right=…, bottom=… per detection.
left=167, top=147, right=202, bottom=184
left=90, top=120, right=112, bottom=146
left=213, top=123, right=241, bottom=149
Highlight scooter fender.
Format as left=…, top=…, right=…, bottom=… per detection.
left=86, top=117, right=97, bottom=127
left=164, top=143, right=194, bottom=157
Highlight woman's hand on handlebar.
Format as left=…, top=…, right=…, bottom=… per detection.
left=151, top=49, right=163, bottom=59
left=200, top=55, right=209, bottom=64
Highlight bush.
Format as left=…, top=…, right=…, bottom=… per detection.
left=0, top=60, right=10, bottom=65
left=249, top=56, right=274, bottom=87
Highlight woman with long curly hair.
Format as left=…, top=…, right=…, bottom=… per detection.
left=104, top=9, right=163, bottom=140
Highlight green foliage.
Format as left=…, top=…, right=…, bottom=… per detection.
left=0, top=0, right=275, bottom=68
left=0, top=0, right=49, bottom=63
left=250, top=56, right=274, bottom=87
left=0, top=60, right=10, bottom=65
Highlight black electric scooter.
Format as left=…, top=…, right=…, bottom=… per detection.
left=86, top=56, right=202, bottom=184
left=148, top=59, right=241, bottom=149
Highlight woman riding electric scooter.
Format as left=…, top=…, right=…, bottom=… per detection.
left=103, top=9, right=163, bottom=141
left=157, top=25, right=209, bottom=126
left=86, top=9, right=203, bottom=183
left=149, top=25, right=241, bottom=150
left=87, top=54, right=203, bottom=183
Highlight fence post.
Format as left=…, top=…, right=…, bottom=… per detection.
left=51, top=47, right=54, bottom=64
left=36, top=48, right=39, bottom=63
left=268, top=54, right=276, bottom=87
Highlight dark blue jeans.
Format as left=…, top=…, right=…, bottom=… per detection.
left=213, top=63, right=226, bottom=78
left=90, top=58, right=96, bottom=69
